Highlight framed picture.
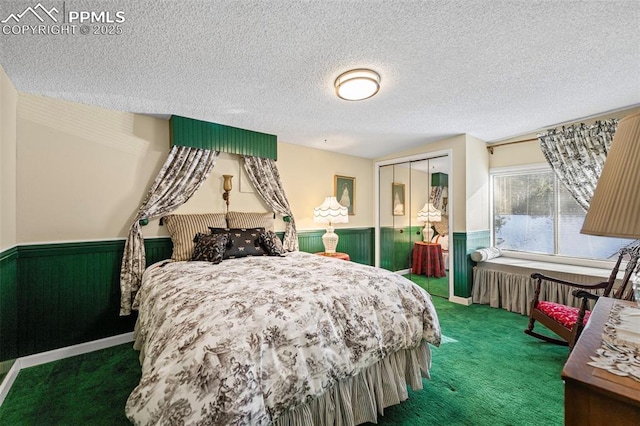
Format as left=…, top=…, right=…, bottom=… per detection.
left=392, top=182, right=405, bottom=216
left=334, top=175, right=355, bottom=215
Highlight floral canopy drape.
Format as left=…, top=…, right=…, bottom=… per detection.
left=119, top=146, right=220, bottom=315
left=538, top=119, right=618, bottom=211
left=119, top=145, right=299, bottom=315
left=430, top=186, right=443, bottom=211
left=243, top=156, right=299, bottom=251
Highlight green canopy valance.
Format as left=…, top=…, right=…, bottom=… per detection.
left=170, top=115, right=277, bottom=160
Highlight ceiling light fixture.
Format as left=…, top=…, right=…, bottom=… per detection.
left=335, top=68, right=380, bottom=101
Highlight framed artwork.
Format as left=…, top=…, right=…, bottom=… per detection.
left=392, top=182, right=405, bottom=216
left=334, top=175, right=355, bottom=215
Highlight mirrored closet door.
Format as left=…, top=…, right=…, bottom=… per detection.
left=378, top=155, right=450, bottom=298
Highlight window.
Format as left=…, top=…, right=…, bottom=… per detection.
left=492, top=166, right=634, bottom=261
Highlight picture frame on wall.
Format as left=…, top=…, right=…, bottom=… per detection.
left=392, top=182, right=405, bottom=216
left=334, top=175, right=355, bottom=215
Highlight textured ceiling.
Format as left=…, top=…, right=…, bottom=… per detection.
left=1, top=1, right=639, bottom=158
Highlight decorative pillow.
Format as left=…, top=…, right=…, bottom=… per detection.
left=163, top=213, right=227, bottom=261
left=226, top=211, right=275, bottom=232
left=470, top=247, right=503, bottom=262
left=191, top=233, right=228, bottom=264
left=259, top=230, right=286, bottom=256
left=210, top=227, right=267, bottom=259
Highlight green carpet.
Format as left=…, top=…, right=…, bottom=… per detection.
left=370, top=298, right=565, bottom=425
left=0, top=299, right=566, bottom=425
left=0, top=345, right=139, bottom=425
left=405, top=273, right=449, bottom=298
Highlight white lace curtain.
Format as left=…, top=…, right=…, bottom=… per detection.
left=538, top=119, right=618, bottom=211
left=119, top=146, right=220, bottom=315
left=243, top=156, right=299, bottom=251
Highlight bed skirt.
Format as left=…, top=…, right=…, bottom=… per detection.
left=273, top=343, right=432, bottom=426
left=472, top=259, right=611, bottom=315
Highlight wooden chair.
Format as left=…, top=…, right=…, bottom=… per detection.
left=524, top=245, right=640, bottom=350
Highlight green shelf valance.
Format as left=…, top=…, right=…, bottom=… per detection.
left=170, top=115, right=277, bottom=160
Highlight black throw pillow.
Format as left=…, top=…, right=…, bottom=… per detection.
left=259, top=230, right=286, bottom=256
left=191, top=233, right=229, bottom=264
left=209, top=227, right=267, bottom=259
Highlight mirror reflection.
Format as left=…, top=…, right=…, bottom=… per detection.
left=379, top=155, right=450, bottom=298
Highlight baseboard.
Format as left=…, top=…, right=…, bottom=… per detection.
left=449, top=295, right=473, bottom=306
left=0, top=332, right=134, bottom=407
left=0, top=363, right=20, bottom=407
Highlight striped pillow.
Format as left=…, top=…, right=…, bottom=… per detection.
left=226, top=211, right=274, bottom=232
left=163, top=213, right=227, bottom=261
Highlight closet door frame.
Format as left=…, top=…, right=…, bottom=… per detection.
left=374, top=149, right=454, bottom=294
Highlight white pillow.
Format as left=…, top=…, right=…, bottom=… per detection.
left=470, top=247, right=502, bottom=262
left=163, top=213, right=227, bottom=261
left=431, top=234, right=449, bottom=251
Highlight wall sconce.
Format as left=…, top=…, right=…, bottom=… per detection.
left=222, top=175, right=233, bottom=210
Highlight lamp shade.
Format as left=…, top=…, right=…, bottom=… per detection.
left=313, top=197, right=349, bottom=224
left=581, top=111, right=640, bottom=238
left=417, top=202, right=441, bottom=223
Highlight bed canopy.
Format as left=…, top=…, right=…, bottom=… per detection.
left=119, top=116, right=298, bottom=315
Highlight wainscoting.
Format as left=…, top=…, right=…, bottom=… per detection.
left=378, top=226, right=423, bottom=272
left=15, top=241, right=137, bottom=359
left=295, top=228, right=375, bottom=266
left=0, top=227, right=482, bottom=361
left=0, top=228, right=375, bottom=362
left=452, top=230, right=490, bottom=298
left=0, top=248, right=18, bottom=361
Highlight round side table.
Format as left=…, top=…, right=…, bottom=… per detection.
left=314, top=252, right=351, bottom=261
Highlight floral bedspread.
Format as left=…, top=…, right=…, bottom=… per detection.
left=126, top=251, right=441, bottom=425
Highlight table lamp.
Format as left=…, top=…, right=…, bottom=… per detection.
left=313, top=196, right=349, bottom=254
left=417, top=202, right=441, bottom=242
left=581, top=111, right=640, bottom=303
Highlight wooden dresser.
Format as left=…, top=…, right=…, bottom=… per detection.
left=562, top=297, right=640, bottom=425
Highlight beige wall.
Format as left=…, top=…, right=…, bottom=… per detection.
left=0, top=65, right=17, bottom=250
left=489, top=139, right=545, bottom=169
left=16, top=94, right=169, bottom=243
left=14, top=94, right=374, bottom=244
left=151, top=152, right=275, bottom=235
left=465, top=134, right=490, bottom=231
left=14, top=89, right=637, bottom=245
left=167, top=143, right=374, bottom=232
left=275, top=142, right=373, bottom=231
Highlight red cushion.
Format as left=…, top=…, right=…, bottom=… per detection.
left=537, top=301, right=591, bottom=329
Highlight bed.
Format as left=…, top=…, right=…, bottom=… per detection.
left=125, top=219, right=441, bottom=425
